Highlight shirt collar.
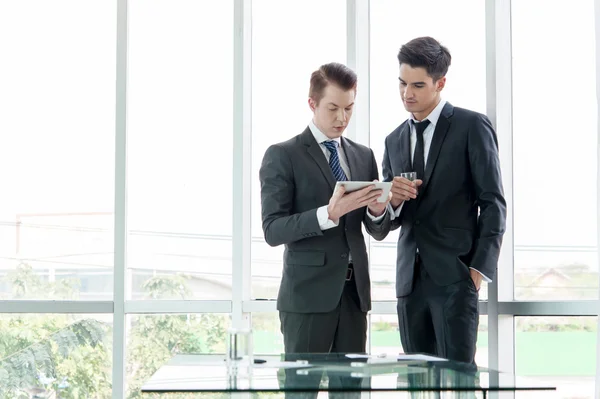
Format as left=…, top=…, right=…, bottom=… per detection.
left=409, top=98, right=447, bottom=128
left=309, top=120, right=342, bottom=146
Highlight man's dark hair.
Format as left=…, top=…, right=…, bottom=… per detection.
left=309, top=62, right=357, bottom=104
left=397, top=37, right=451, bottom=81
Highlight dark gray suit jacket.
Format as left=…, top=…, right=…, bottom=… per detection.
left=381, top=102, right=507, bottom=297
left=260, top=127, right=390, bottom=313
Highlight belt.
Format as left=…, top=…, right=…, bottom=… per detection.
left=346, top=263, right=354, bottom=281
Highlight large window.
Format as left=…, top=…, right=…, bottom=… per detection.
left=512, top=0, right=598, bottom=300
left=127, top=0, right=233, bottom=300
left=250, top=0, right=347, bottom=299
left=369, top=0, right=487, bottom=301
left=0, top=0, right=116, bottom=301
left=3, top=2, right=600, bottom=398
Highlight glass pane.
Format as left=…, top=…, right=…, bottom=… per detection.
left=475, top=315, right=489, bottom=368
left=369, top=0, right=488, bottom=301
left=512, top=1, right=598, bottom=300
left=127, top=0, right=233, bottom=300
left=252, top=312, right=285, bottom=355
left=251, top=0, right=347, bottom=299
left=0, top=1, right=116, bottom=300
left=126, top=313, right=230, bottom=398
left=0, top=314, right=112, bottom=398
left=370, top=314, right=489, bottom=367
left=370, top=314, right=403, bottom=355
left=515, top=317, right=596, bottom=399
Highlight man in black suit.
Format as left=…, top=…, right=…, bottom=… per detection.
left=380, top=37, right=507, bottom=364
left=260, top=62, right=391, bottom=356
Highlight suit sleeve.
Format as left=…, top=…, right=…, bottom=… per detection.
left=381, top=139, right=402, bottom=231
left=363, top=148, right=391, bottom=241
left=260, top=144, right=323, bottom=247
left=468, top=114, right=507, bottom=281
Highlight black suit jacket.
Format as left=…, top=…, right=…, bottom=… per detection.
left=260, top=127, right=390, bottom=313
left=381, top=102, right=507, bottom=297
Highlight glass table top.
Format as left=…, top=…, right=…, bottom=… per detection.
left=141, top=353, right=556, bottom=394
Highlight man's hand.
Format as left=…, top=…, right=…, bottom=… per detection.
left=327, top=185, right=382, bottom=223
left=390, top=177, right=422, bottom=208
left=470, top=269, right=483, bottom=291
left=367, top=180, right=392, bottom=216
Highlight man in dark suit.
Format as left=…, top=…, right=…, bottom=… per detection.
left=260, top=62, right=391, bottom=356
left=380, top=37, right=507, bottom=364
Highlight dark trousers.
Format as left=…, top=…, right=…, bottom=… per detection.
left=279, top=267, right=367, bottom=399
left=397, top=254, right=479, bottom=365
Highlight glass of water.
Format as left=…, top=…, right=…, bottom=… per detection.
left=399, top=171, right=416, bottom=181
left=399, top=171, right=418, bottom=194
left=226, top=328, right=254, bottom=368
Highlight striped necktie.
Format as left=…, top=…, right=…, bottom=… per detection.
left=323, top=140, right=348, bottom=181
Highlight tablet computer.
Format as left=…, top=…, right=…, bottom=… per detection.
left=334, top=181, right=392, bottom=203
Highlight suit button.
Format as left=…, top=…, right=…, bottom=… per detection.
left=341, top=253, right=347, bottom=259
left=415, top=220, right=421, bottom=225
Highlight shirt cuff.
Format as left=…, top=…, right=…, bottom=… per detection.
left=316, top=205, right=339, bottom=230
left=366, top=207, right=386, bottom=222
left=470, top=267, right=491, bottom=283
left=388, top=202, right=404, bottom=220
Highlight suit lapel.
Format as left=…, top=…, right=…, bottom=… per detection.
left=419, top=103, right=453, bottom=196
left=340, top=137, right=357, bottom=180
left=301, top=128, right=336, bottom=191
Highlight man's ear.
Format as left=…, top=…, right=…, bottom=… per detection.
left=436, top=76, right=446, bottom=92
left=308, top=97, right=317, bottom=112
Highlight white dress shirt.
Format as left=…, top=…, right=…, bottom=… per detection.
left=388, top=100, right=489, bottom=282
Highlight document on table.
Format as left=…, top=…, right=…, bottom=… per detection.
left=345, top=354, right=447, bottom=362
left=253, top=361, right=311, bottom=369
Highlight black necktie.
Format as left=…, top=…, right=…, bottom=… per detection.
left=412, top=119, right=431, bottom=181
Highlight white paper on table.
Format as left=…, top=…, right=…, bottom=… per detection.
left=252, top=361, right=311, bottom=369
left=396, top=354, right=448, bottom=362
left=345, top=354, right=371, bottom=359
left=345, top=354, right=447, bottom=362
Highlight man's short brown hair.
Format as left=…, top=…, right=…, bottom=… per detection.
left=309, top=62, right=357, bottom=104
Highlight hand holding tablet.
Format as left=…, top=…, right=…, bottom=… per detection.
left=327, top=181, right=389, bottom=222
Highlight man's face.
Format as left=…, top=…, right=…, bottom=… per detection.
left=399, top=63, right=445, bottom=120
left=309, top=84, right=355, bottom=139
